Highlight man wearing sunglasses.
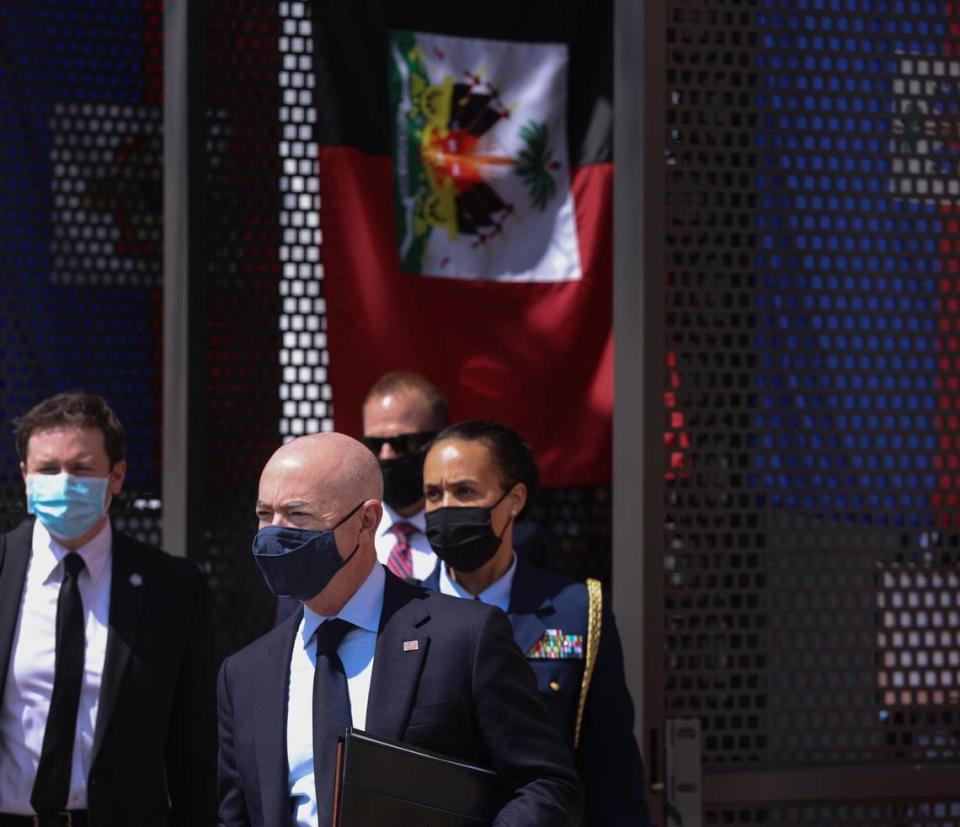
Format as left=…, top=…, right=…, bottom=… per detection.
left=360, top=371, right=449, bottom=584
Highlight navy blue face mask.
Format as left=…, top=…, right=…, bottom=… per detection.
left=252, top=502, right=364, bottom=600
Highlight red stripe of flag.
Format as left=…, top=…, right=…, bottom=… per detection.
left=320, top=147, right=612, bottom=486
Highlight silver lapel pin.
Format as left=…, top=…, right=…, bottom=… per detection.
left=129, top=573, right=143, bottom=587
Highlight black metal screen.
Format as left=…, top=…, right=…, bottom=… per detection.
left=662, top=0, right=960, bottom=821
left=707, top=801, right=960, bottom=827
left=0, top=1, right=164, bottom=541
left=185, top=0, right=286, bottom=658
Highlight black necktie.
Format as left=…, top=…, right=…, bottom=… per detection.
left=313, top=618, right=355, bottom=827
left=31, top=552, right=86, bottom=816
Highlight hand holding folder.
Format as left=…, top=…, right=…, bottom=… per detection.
left=333, top=728, right=504, bottom=826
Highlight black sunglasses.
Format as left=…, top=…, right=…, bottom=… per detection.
left=361, top=431, right=438, bottom=457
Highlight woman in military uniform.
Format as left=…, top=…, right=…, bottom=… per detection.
left=420, top=420, right=650, bottom=826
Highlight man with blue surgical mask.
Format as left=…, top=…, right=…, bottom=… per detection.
left=218, top=432, right=583, bottom=827
left=0, top=391, right=217, bottom=826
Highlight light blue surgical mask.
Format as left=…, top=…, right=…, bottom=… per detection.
left=26, top=473, right=110, bottom=541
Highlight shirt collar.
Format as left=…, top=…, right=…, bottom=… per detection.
left=377, top=502, right=426, bottom=537
left=32, top=517, right=112, bottom=585
left=301, top=562, right=386, bottom=650
left=439, top=552, right=517, bottom=613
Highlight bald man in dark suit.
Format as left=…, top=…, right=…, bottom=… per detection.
left=217, top=432, right=583, bottom=827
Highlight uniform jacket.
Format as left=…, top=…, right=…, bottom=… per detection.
left=423, top=557, right=651, bottom=827
left=0, top=519, right=218, bottom=826
left=217, top=567, right=584, bottom=827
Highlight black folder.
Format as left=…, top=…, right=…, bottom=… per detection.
left=333, top=728, right=503, bottom=826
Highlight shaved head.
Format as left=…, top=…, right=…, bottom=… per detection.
left=255, top=432, right=383, bottom=613
left=262, top=433, right=382, bottom=514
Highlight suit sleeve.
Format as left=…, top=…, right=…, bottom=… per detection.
left=216, top=656, right=252, bottom=826
left=471, top=607, right=585, bottom=827
left=578, top=602, right=652, bottom=827
left=166, top=565, right=220, bottom=826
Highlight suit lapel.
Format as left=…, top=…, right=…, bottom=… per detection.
left=255, top=610, right=300, bottom=825
left=366, top=572, right=430, bottom=740
left=507, top=559, right=554, bottom=655
left=92, top=530, right=147, bottom=762
left=0, top=521, right=33, bottom=698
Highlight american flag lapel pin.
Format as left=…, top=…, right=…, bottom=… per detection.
left=403, top=640, right=419, bottom=652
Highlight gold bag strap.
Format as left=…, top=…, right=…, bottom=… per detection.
left=574, top=577, right=603, bottom=748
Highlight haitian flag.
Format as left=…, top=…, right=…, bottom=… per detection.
left=311, top=2, right=613, bottom=486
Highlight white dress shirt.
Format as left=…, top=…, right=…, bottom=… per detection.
left=438, top=553, right=518, bottom=613
left=374, top=504, right=436, bottom=581
left=0, top=519, right=112, bottom=814
left=287, top=563, right=385, bottom=827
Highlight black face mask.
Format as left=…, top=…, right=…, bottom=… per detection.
left=424, top=489, right=513, bottom=573
left=251, top=503, right=363, bottom=600
left=379, top=452, right=426, bottom=510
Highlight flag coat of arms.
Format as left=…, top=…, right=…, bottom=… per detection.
left=388, top=30, right=581, bottom=283
left=312, top=2, right=613, bottom=486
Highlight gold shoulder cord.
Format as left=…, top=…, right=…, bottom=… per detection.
left=574, top=577, right=603, bottom=749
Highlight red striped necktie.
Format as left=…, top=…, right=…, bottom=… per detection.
left=386, top=521, right=418, bottom=580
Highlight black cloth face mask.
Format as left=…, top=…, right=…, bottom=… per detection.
left=424, top=489, right=514, bottom=573
left=379, top=451, right=426, bottom=510
left=251, top=502, right=363, bottom=599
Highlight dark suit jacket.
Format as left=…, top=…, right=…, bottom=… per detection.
left=423, top=558, right=651, bottom=827
left=0, top=519, right=218, bottom=826
left=218, top=566, right=584, bottom=826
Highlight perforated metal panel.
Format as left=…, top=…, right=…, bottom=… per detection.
left=277, top=0, right=334, bottom=439
left=664, top=0, right=766, bottom=769
left=706, top=800, right=960, bottom=827
left=662, top=0, right=960, bottom=817
left=188, top=0, right=288, bottom=658
left=530, top=487, right=613, bottom=583
left=0, top=2, right=164, bottom=542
